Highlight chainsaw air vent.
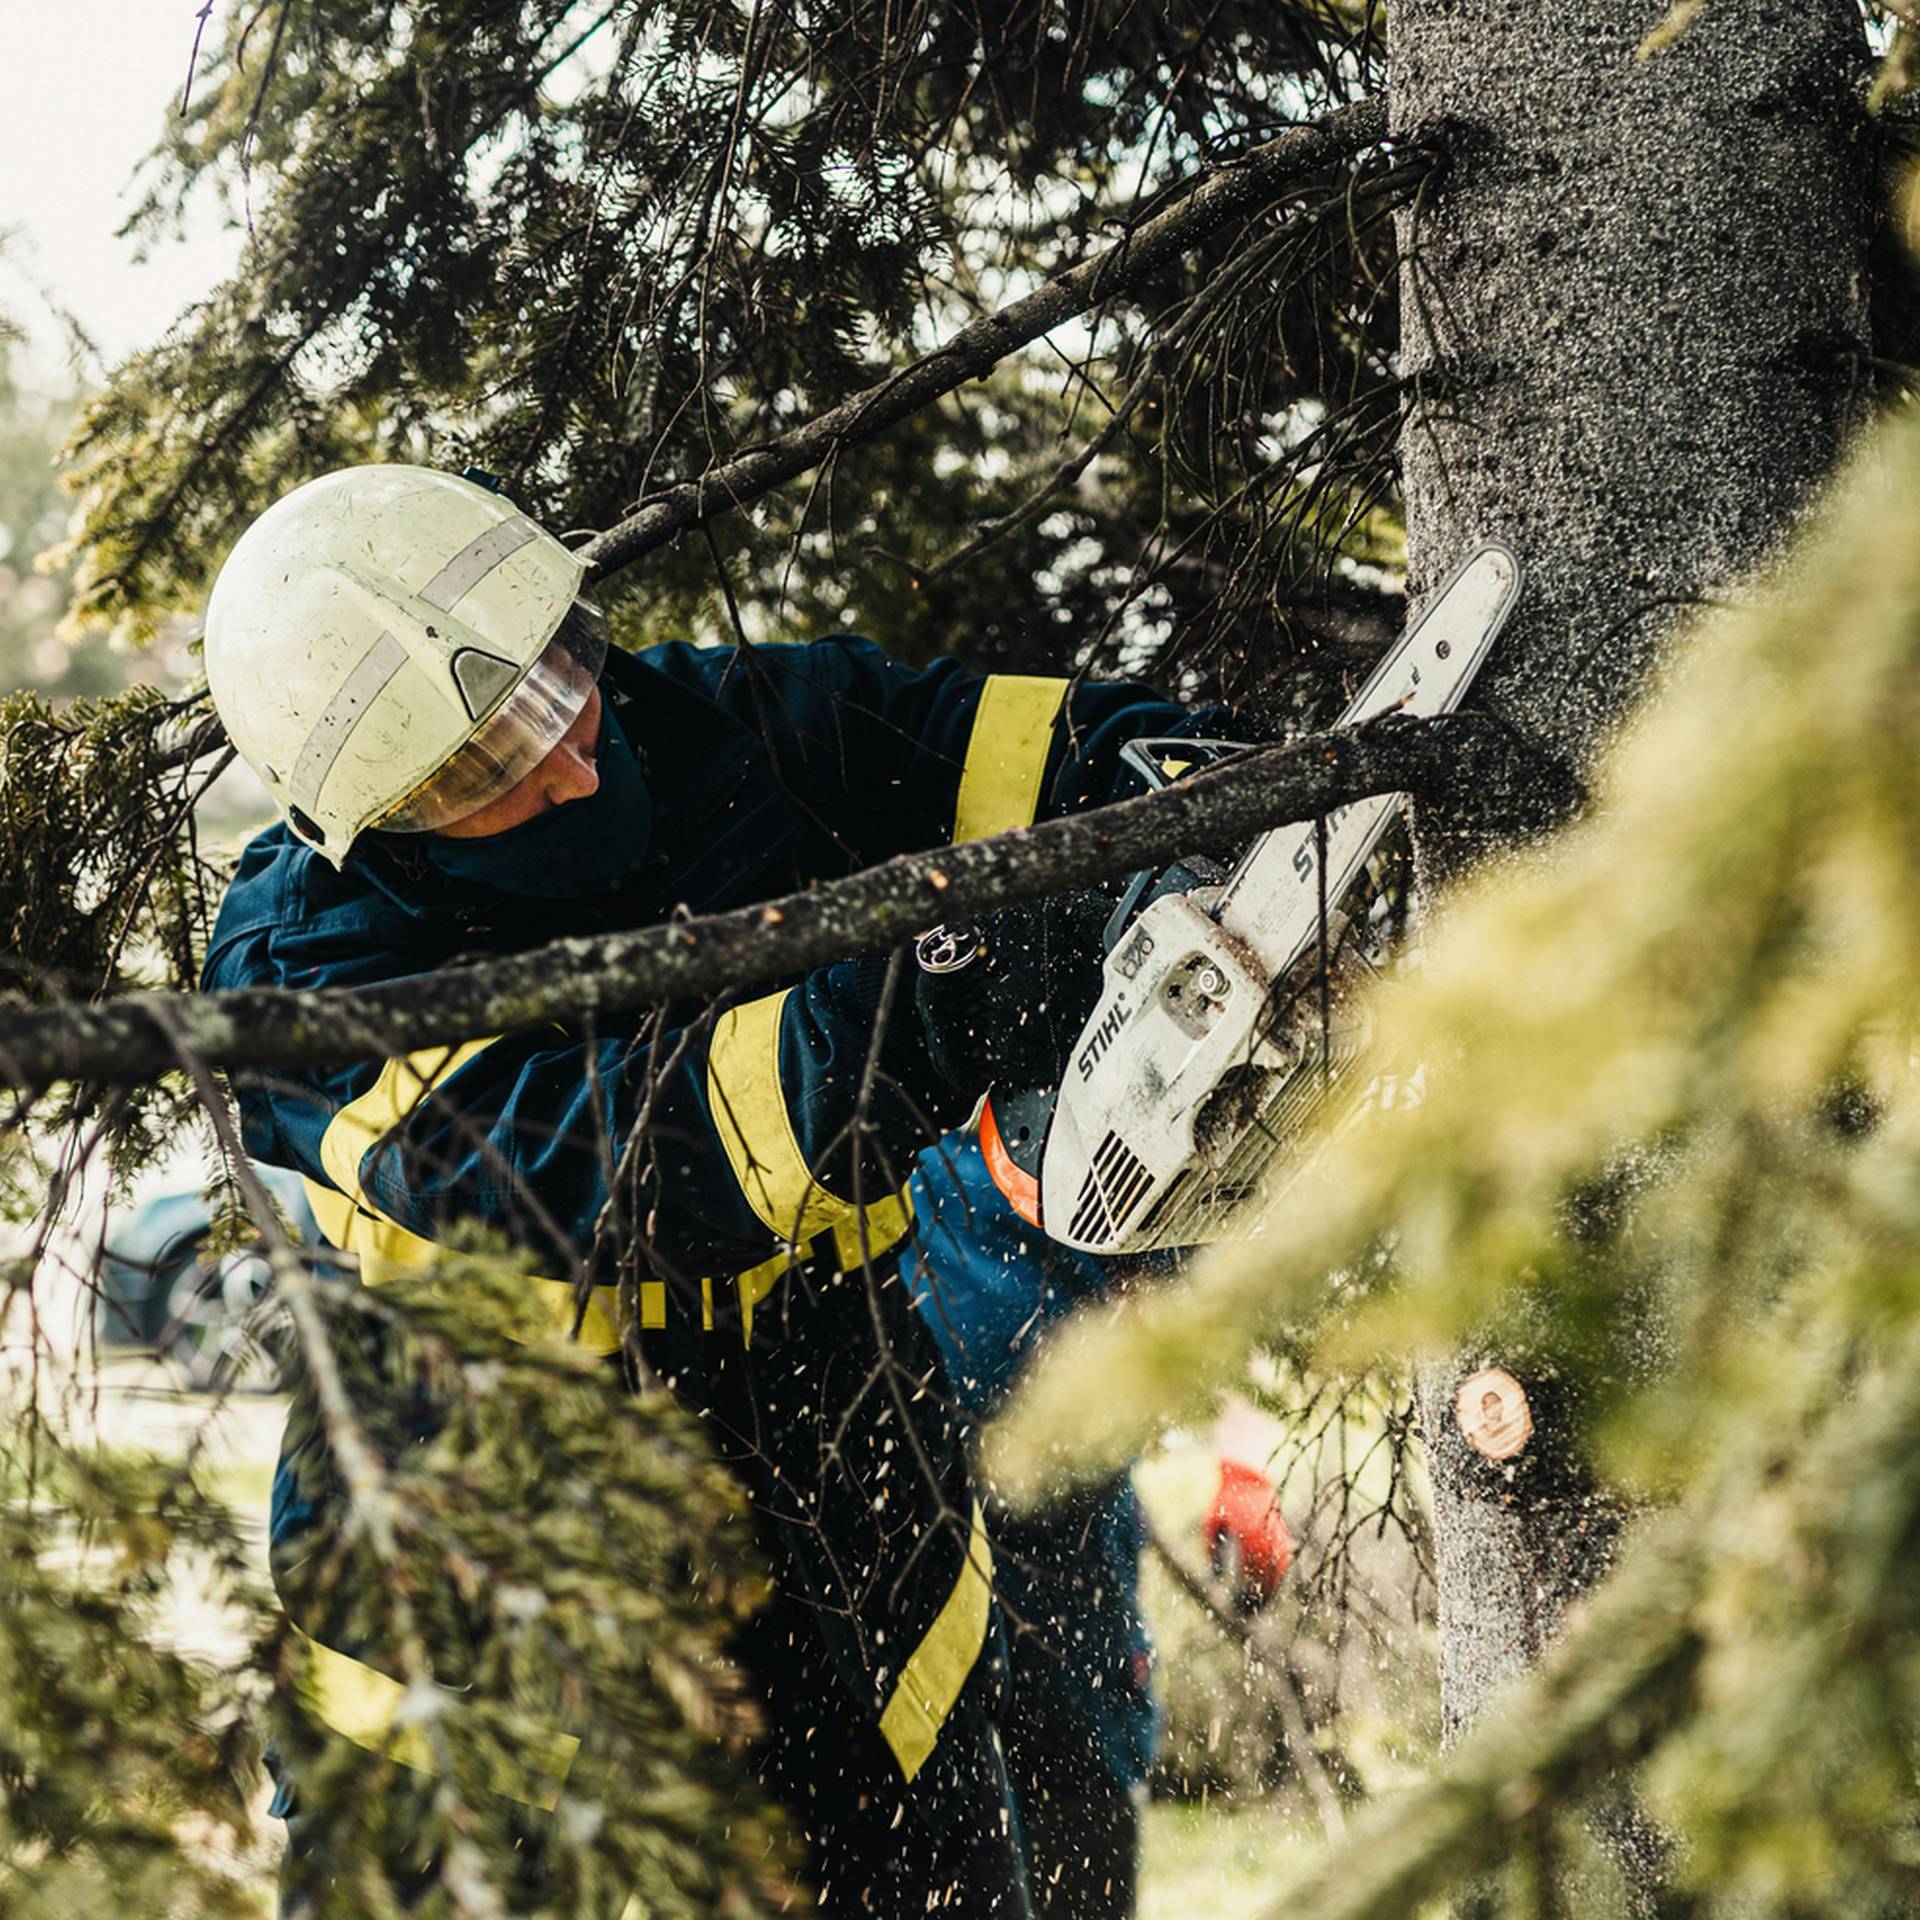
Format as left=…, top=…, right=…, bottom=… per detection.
left=1070, top=1130, right=1157, bottom=1246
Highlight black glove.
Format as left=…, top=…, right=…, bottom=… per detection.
left=912, top=887, right=1115, bottom=1096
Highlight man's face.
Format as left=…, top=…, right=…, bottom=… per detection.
left=435, top=683, right=604, bottom=839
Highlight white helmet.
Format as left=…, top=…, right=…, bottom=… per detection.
left=204, top=464, right=606, bottom=866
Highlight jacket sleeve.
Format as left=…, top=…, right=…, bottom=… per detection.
left=207, top=644, right=1247, bottom=1342
left=375, top=956, right=954, bottom=1263
left=654, top=633, right=1243, bottom=859
left=205, top=846, right=969, bottom=1347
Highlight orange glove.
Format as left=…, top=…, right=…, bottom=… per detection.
left=1202, top=1458, right=1294, bottom=1608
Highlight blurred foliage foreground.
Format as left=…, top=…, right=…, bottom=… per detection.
left=0, top=1241, right=796, bottom=1920
left=993, top=401, right=1920, bottom=1917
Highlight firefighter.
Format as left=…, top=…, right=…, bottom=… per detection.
left=199, top=464, right=1235, bottom=1916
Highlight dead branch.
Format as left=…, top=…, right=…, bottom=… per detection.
left=0, top=705, right=1565, bottom=1090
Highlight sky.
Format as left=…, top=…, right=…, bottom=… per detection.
left=0, top=1, right=237, bottom=376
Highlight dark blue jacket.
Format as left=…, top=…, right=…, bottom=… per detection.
left=204, top=634, right=1217, bottom=1813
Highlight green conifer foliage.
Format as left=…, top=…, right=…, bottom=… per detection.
left=0, top=1425, right=264, bottom=1918
left=991, top=399, right=1920, bottom=1915
left=22, top=7, right=1920, bottom=1912
left=64, top=0, right=1399, bottom=688
left=257, top=1236, right=798, bottom=1919
left=0, top=1228, right=796, bottom=1918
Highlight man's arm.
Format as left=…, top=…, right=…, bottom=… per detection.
left=210, top=640, right=1249, bottom=1317
left=218, top=930, right=967, bottom=1321
left=653, top=633, right=1241, bottom=859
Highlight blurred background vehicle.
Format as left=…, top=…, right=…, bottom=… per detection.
left=95, top=1163, right=319, bottom=1391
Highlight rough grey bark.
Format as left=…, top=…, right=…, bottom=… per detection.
left=1390, top=0, right=1873, bottom=1767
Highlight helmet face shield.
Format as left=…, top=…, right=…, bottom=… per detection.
left=376, top=600, right=610, bottom=835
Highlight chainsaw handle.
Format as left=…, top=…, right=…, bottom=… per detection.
left=979, top=1085, right=1056, bottom=1227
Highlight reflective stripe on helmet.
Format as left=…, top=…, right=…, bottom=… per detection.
left=420, top=514, right=541, bottom=611
left=206, top=466, right=591, bottom=866
left=288, top=631, right=409, bottom=818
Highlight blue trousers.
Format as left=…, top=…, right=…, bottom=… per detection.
left=276, top=1588, right=1031, bottom=1919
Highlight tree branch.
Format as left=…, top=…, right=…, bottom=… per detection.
left=579, top=97, right=1390, bottom=584
left=0, top=706, right=1563, bottom=1090
left=122, top=99, right=1391, bottom=790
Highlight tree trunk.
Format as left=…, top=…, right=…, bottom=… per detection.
left=1390, top=0, right=1872, bottom=1766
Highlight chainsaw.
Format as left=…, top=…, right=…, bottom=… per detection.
left=977, top=542, right=1522, bottom=1255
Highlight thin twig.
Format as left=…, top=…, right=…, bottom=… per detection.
left=180, top=0, right=217, bottom=114
left=580, top=99, right=1390, bottom=584
left=1142, top=1516, right=1349, bottom=1846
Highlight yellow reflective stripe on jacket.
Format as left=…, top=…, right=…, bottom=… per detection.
left=951, top=675, right=1068, bottom=844
left=730, top=1251, right=783, bottom=1346
left=307, top=1038, right=621, bottom=1351
left=877, top=1500, right=994, bottom=1783
left=302, top=1177, right=622, bottom=1352
left=295, top=1631, right=580, bottom=1813
left=708, top=989, right=856, bottom=1243
left=708, top=988, right=925, bottom=1341
left=831, top=1184, right=914, bottom=1274
left=302, top=1174, right=446, bottom=1289
left=728, top=1184, right=917, bottom=1346
left=318, top=1039, right=498, bottom=1198
left=295, top=1045, right=608, bottom=1804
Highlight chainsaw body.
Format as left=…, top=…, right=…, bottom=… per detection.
left=981, top=542, right=1522, bottom=1255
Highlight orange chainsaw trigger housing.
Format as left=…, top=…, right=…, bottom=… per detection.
left=979, top=1095, right=1041, bottom=1228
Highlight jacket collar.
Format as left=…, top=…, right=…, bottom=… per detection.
left=355, top=646, right=806, bottom=939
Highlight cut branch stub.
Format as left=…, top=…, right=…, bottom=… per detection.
left=1454, top=1366, right=1534, bottom=1461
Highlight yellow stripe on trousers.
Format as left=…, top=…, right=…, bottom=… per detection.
left=950, top=674, right=1068, bottom=844
left=877, top=1500, right=995, bottom=1782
